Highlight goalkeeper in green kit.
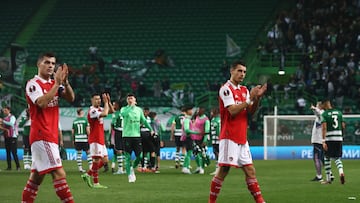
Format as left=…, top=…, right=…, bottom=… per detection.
left=120, top=93, right=154, bottom=183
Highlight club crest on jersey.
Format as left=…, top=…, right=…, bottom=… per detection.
left=223, top=89, right=230, bottom=96
left=29, top=85, right=36, bottom=93
left=242, top=93, right=246, bottom=98
left=91, top=110, right=97, bottom=114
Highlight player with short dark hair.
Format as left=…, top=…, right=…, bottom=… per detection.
left=209, top=107, right=220, bottom=175
left=310, top=102, right=324, bottom=181
left=181, top=106, right=200, bottom=174
left=140, top=107, right=156, bottom=172
left=149, top=111, right=163, bottom=173
left=81, top=93, right=114, bottom=189
left=191, top=106, right=210, bottom=174
left=321, top=99, right=346, bottom=184
left=171, top=106, right=186, bottom=168
left=22, top=52, right=75, bottom=202
left=72, top=108, right=91, bottom=173
left=121, top=93, right=154, bottom=183
left=112, top=100, right=125, bottom=175
left=18, top=108, right=32, bottom=170
left=209, top=60, right=267, bottom=203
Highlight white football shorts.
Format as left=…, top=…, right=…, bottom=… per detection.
left=31, top=141, right=62, bottom=175
left=89, top=142, right=108, bottom=158
left=218, top=139, right=253, bottom=167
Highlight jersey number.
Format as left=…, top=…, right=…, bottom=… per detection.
left=331, top=115, right=338, bottom=129
left=76, top=123, right=84, bottom=134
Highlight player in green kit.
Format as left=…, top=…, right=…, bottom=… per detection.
left=72, top=108, right=92, bottom=173
left=149, top=111, right=164, bottom=173
left=112, top=100, right=125, bottom=174
left=321, top=99, right=346, bottom=184
left=181, top=106, right=200, bottom=174
left=191, top=107, right=211, bottom=175
left=120, top=93, right=154, bottom=183
left=210, top=107, right=221, bottom=175
left=19, top=108, right=31, bottom=170
left=171, top=107, right=186, bottom=169
left=140, top=107, right=155, bottom=172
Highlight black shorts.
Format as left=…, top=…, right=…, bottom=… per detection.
left=183, top=137, right=193, bottom=152
left=123, top=137, right=142, bottom=157
left=152, top=136, right=161, bottom=155
left=75, top=142, right=90, bottom=151
left=212, top=144, right=219, bottom=155
left=141, top=131, right=156, bottom=153
left=174, top=136, right=184, bottom=147
left=324, top=141, right=342, bottom=158
left=23, top=136, right=30, bottom=149
left=114, top=130, right=124, bottom=151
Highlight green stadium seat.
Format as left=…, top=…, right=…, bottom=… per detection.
left=18, top=0, right=280, bottom=107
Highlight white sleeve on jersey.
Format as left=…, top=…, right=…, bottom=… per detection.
left=58, top=121, right=62, bottom=131
left=245, top=88, right=251, bottom=103
left=25, top=79, right=43, bottom=104
left=89, top=106, right=102, bottom=119
left=313, top=107, right=323, bottom=118
left=219, top=85, right=235, bottom=108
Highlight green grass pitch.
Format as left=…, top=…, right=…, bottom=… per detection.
left=0, top=159, right=358, bottom=203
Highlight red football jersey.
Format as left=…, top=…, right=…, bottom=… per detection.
left=218, top=80, right=249, bottom=144
left=87, top=106, right=105, bottom=145
left=25, top=76, right=59, bottom=145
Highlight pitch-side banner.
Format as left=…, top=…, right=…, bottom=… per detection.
left=17, top=107, right=179, bottom=132
left=1, top=146, right=360, bottom=160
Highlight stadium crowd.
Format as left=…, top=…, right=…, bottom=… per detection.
left=260, top=0, right=360, bottom=110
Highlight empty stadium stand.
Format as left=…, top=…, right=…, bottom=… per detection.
left=16, top=0, right=280, bottom=107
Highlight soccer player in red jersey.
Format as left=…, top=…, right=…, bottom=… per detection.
left=81, top=92, right=114, bottom=189
left=209, top=60, right=267, bottom=203
left=22, top=52, right=75, bottom=203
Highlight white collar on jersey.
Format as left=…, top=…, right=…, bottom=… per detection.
left=34, top=75, right=52, bottom=83
left=227, top=80, right=242, bottom=90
